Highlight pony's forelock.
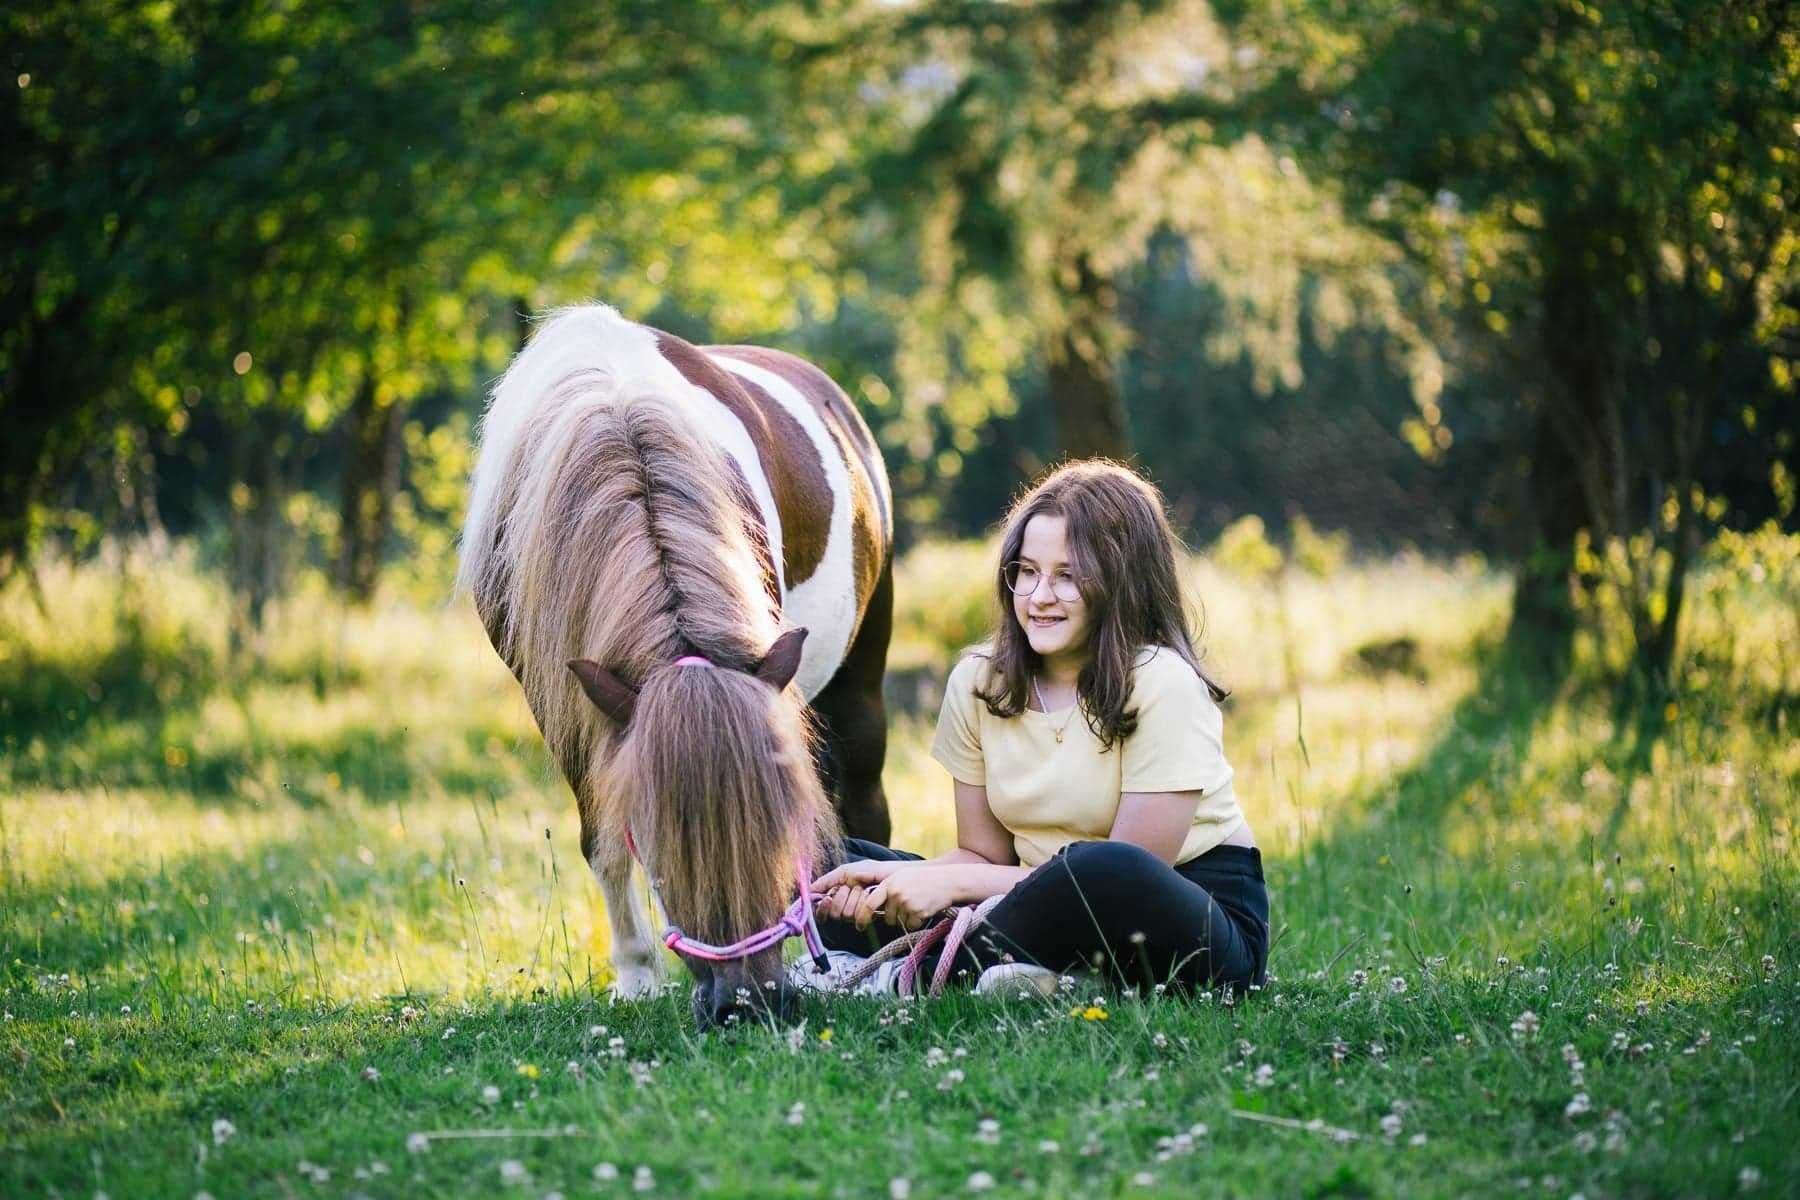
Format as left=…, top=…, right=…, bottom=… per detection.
left=614, top=666, right=840, bottom=942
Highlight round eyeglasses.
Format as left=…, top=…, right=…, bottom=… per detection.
left=1003, top=561, right=1084, bottom=603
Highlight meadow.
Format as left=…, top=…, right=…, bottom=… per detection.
left=1, top=537, right=1795, bottom=1198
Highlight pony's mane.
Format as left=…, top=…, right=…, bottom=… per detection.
left=458, top=306, right=838, bottom=938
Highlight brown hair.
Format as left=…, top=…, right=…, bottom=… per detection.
left=608, top=662, right=840, bottom=943
left=974, top=459, right=1227, bottom=749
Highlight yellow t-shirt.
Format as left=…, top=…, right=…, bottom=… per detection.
left=929, top=646, right=1244, bottom=868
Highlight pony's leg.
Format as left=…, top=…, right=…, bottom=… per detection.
left=810, top=557, right=893, bottom=844
left=592, top=842, right=663, bottom=997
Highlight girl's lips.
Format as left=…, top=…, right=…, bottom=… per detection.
left=1029, top=615, right=1065, bottom=626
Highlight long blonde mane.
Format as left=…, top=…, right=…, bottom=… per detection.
left=458, top=306, right=838, bottom=940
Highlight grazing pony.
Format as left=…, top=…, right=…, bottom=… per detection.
left=457, top=305, right=893, bottom=1025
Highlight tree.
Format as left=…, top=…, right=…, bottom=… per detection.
left=2, top=1, right=834, bottom=617
left=1225, top=0, right=1800, bottom=679
left=784, top=0, right=1440, bottom=495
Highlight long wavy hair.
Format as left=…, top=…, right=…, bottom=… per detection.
left=974, top=460, right=1227, bottom=749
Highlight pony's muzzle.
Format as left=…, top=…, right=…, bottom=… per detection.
left=689, top=954, right=798, bottom=1029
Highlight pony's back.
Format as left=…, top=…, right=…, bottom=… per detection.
left=457, top=306, right=780, bottom=780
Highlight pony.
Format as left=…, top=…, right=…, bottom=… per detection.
left=457, top=305, right=893, bottom=1026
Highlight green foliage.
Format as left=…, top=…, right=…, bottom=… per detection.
left=1223, top=0, right=1800, bottom=677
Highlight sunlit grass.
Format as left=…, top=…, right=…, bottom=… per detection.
left=1, top=541, right=1795, bottom=1197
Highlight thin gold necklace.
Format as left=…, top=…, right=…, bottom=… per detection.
left=1031, top=674, right=1078, bottom=744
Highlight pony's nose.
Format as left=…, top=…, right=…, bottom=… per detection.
left=699, top=976, right=796, bottom=1028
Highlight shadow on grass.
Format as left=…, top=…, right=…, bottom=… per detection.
left=1279, top=633, right=1569, bottom=929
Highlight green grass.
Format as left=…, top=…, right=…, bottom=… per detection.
left=2, top=542, right=1796, bottom=1198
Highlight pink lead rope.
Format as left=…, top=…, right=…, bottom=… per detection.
left=626, top=653, right=831, bottom=973
left=660, top=856, right=830, bottom=974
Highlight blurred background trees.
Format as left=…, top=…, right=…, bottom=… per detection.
left=4, top=0, right=1794, bottom=690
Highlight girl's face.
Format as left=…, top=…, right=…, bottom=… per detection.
left=1013, top=514, right=1093, bottom=670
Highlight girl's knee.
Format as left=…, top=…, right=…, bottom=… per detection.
left=1061, top=839, right=1164, bottom=884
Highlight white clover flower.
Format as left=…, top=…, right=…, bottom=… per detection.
left=966, top=1171, right=995, bottom=1192
left=498, top=1159, right=527, bottom=1185
left=633, top=1165, right=655, bottom=1192
left=1349, top=969, right=1368, bottom=988
left=593, top=1162, right=618, bottom=1181
left=1408, top=1133, right=1428, bottom=1146
left=211, top=1118, right=237, bottom=1146
left=1253, top=1063, right=1275, bottom=1087
left=1389, top=976, right=1408, bottom=995
left=925, top=1047, right=947, bottom=1066
left=1380, top=1113, right=1403, bottom=1138
left=1740, top=1165, right=1763, bottom=1191
left=785, top=1102, right=806, bottom=1127
left=1762, top=955, right=1776, bottom=976
left=974, top=1117, right=1001, bottom=1145
left=1565, top=1093, right=1592, bottom=1118
left=361, top=1065, right=380, bottom=1082
left=889, top=1180, right=912, bottom=1200
left=1037, top=1139, right=1061, bottom=1153
left=1573, top=1131, right=1597, bottom=1153
left=406, top=1133, right=430, bottom=1155
left=1131, top=1172, right=1156, bottom=1186
left=1510, top=1010, right=1541, bottom=1039
left=938, top=1068, right=965, bottom=1091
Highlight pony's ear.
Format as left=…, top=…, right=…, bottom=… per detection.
left=755, top=628, right=808, bottom=692
left=567, top=660, right=637, bottom=727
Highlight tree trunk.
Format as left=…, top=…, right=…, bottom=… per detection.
left=1047, top=252, right=1131, bottom=461
left=336, top=372, right=407, bottom=604
left=1507, top=261, right=1625, bottom=665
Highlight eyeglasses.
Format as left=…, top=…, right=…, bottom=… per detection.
left=1003, top=561, right=1084, bottom=603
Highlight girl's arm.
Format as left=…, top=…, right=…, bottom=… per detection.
left=1108, top=789, right=1204, bottom=863
left=815, top=782, right=1028, bottom=925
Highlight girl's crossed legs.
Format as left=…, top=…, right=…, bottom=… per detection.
left=816, top=838, right=1268, bottom=992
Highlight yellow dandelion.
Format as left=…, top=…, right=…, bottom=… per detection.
left=516, top=1063, right=540, bottom=1079
left=819, top=1027, right=833, bottom=1043
left=1071, top=1005, right=1109, bottom=1022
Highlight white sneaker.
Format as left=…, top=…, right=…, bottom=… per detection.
left=789, top=949, right=908, bottom=997
left=788, top=949, right=869, bottom=992
left=974, top=962, right=1060, bottom=999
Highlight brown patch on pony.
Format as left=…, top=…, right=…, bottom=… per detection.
left=720, top=456, right=782, bottom=605
left=655, top=331, right=833, bottom=587
left=713, top=345, right=887, bottom=612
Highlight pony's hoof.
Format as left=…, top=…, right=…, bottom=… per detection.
left=610, top=964, right=661, bottom=999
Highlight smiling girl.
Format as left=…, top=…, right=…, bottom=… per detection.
left=808, top=460, right=1269, bottom=997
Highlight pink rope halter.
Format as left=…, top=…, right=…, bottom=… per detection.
left=626, top=653, right=830, bottom=973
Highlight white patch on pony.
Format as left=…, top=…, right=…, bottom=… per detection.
left=714, top=355, right=857, bottom=700
left=459, top=305, right=786, bottom=605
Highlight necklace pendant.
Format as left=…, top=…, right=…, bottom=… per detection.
left=1054, top=730, right=1063, bottom=744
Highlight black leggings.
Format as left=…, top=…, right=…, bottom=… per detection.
left=818, top=838, right=1270, bottom=993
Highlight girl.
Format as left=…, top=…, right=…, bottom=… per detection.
left=808, top=460, right=1268, bottom=996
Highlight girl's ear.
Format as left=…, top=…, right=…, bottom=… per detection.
left=756, top=628, right=809, bottom=691
left=567, top=660, right=637, bottom=726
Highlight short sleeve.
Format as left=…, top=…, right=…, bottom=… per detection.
left=1119, top=649, right=1233, bottom=795
left=930, top=654, right=990, bottom=785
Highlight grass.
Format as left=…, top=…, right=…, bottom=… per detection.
left=2, top=540, right=1796, bottom=1198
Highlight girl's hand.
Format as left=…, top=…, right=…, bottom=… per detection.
left=860, top=865, right=965, bottom=932
left=811, top=859, right=906, bottom=893
left=813, top=859, right=907, bottom=926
